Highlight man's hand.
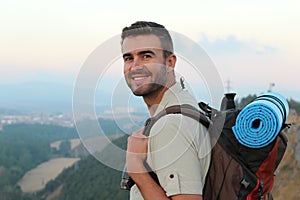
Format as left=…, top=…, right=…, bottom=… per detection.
left=126, top=128, right=148, bottom=174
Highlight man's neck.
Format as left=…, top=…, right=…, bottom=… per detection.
left=143, top=81, right=176, bottom=116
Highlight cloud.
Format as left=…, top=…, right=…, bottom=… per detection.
left=199, top=34, right=276, bottom=55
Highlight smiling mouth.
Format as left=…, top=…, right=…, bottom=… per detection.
left=128, top=69, right=151, bottom=84
left=130, top=71, right=151, bottom=81
left=132, top=76, right=148, bottom=81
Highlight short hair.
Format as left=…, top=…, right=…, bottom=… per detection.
left=121, top=21, right=174, bottom=59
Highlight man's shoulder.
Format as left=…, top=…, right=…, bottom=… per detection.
left=149, top=113, right=205, bottom=140
left=159, top=82, right=199, bottom=111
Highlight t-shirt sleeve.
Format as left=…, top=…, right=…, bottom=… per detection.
left=147, top=114, right=210, bottom=197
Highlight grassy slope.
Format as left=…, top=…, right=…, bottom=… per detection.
left=272, top=110, right=300, bottom=200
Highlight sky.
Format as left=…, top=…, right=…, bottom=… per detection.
left=0, top=0, right=299, bottom=104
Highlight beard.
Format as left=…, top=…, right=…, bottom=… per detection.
left=132, top=82, right=165, bottom=97
left=125, top=64, right=168, bottom=97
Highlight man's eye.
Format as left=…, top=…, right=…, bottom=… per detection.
left=143, top=54, right=151, bottom=59
left=124, top=57, right=133, bottom=62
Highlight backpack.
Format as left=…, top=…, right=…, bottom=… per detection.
left=200, top=94, right=289, bottom=200
left=121, top=93, right=289, bottom=200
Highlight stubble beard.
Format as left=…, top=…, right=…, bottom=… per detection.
left=132, top=82, right=165, bottom=97
left=126, top=65, right=168, bottom=97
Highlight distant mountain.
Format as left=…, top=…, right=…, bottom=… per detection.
left=0, top=80, right=146, bottom=114
left=0, top=81, right=73, bottom=112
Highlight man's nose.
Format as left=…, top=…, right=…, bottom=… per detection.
left=131, top=57, right=143, bottom=70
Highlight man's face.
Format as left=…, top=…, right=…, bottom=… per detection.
left=122, top=34, right=168, bottom=96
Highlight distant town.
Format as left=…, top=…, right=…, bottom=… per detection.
left=0, top=107, right=148, bottom=131
left=0, top=112, right=74, bottom=131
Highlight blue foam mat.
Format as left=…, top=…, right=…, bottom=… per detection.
left=232, top=92, right=289, bottom=148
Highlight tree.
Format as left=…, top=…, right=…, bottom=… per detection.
left=59, top=140, right=71, bottom=157
left=236, top=94, right=257, bottom=109
left=289, top=98, right=300, bottom=115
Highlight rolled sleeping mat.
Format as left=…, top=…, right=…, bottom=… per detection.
left=232, top=92, right=289, bottom=148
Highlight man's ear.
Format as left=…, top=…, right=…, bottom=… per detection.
left=167, top=54, right=176, bottom=71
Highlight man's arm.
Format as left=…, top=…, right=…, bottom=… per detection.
left=126, top=130, right=203, bottom=200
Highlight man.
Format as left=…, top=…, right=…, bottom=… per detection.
left=121, top=21, right=211, bottom=200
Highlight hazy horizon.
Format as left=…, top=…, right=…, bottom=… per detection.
left=1, top=1, right=299, bottom=112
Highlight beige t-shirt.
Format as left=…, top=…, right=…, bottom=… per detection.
left=130, top=83, right=211, bottom=199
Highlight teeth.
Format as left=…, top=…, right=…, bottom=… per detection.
left=134, top=77, right=144, bottom=80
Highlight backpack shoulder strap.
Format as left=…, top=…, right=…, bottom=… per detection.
left=143, top=104, right=210, bottom=136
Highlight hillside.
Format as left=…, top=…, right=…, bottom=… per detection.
left=3, top=94, right=298, bottom=199
left=40, top=110, right=300, bottom=200
left=39, top=135, right=129, bottom=200
left=0, top=124, right=78, bottom=193
left=0, top=116, right=136, bottom=199
left=272, top=109, right=300, bottom=200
